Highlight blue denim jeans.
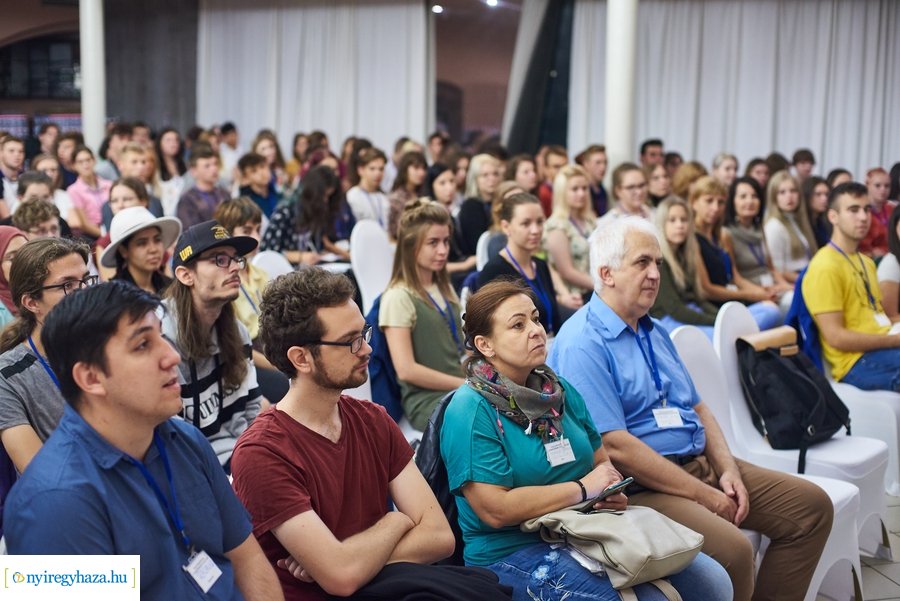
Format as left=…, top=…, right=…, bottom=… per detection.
left=486, top=543, right=732, bottom=601
left=841, top=348, right=900, bottom=392
left=748, top=300, right=783, bottom=330
left=657, top=313, right=714, bottom=341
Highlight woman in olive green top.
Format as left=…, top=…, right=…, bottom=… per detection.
left=650, top=198, right=718, bottom=339
left=380, top=199, right=465, bottom=430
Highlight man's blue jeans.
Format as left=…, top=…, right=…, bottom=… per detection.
left=841, top=348, right=900, bottom=392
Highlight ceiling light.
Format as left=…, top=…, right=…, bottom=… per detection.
left=486, top=0, right=499, bottom=6
left=432, top=3, right=444, bottom=13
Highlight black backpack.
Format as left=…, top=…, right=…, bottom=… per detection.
left=414, top=391, right=465, bottom=566
left=735, top=326, right=850, bottom=473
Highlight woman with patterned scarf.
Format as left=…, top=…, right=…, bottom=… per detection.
left=440, top=280, right=732, bottom=601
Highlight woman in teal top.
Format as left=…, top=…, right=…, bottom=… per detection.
left=440, top=280, right=732, bottom=601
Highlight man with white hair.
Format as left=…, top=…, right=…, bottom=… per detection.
left=548, top=216, right=832, bottom=601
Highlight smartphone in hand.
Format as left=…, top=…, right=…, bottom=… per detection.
left=577, top=476, right=634, bottom=513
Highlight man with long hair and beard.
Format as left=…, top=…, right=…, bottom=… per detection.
left=163, top=220, right=262, bottom=472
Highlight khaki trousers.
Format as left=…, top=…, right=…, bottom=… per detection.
left=630, top=456, right=833, bottom=601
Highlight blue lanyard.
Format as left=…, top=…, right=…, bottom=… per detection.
left=27, top=336, right=61, bottom=392
left=504, top=247, right=554, bottom=333
left=634, top=323, right=665, bottom=406
left=427, top=292, right=464, bottom=355
left=568, top=217, right=588, bottom=239
left=828, top=241, right=878, bottom=311
left=747, top=241, right=766, bottom=268
left=239, top=283, right=259, bottom=314
left=125, top=431, right=192, bottom=552
left=364, top=190, right=384, bottom=227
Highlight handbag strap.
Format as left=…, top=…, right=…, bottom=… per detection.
left=618, top=579, right=683, bottom=601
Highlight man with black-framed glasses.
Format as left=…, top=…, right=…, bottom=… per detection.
left=231, top=268, right=512, bottom=600
left=162, top=220, right=262, bottom=473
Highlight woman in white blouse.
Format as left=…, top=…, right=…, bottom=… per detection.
left=763, top=170, right=817, bottom=283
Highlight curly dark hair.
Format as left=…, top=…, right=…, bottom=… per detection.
left=258, top=268, right=356, bottom=377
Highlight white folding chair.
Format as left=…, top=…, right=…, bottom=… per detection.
left=713, top=302, right=890, bottom=558
left=672, top=324, right=863, bottom=600
left=475, top=230, right=493, bottom=271
left=252, top=250, right=294, bottom=279
left=350, top=221, right=393, bottom=315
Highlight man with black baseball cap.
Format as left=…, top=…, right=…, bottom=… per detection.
left=163, top=219, right=262, bottom=472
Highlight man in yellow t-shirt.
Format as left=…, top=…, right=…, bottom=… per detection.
left=802, top=182, right=900, bottom=390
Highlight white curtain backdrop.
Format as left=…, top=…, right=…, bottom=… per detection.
left=568, top=0, right=900, bottom=178
left=500, top=0, right=550, bottom=145
left=197, top=0, right=428, bottom=156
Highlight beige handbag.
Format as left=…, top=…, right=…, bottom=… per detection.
left=521, top=505, right=704, bottom=600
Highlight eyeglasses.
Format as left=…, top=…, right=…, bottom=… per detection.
left=204, top=253, right=246, bottom=269
left=27, top=225, right=61, bottom=237
left=303, top=324, right=372, bottom=354
left=622, top=182, right=648, bottom=192
left=40, top=275, right=99, bottom=296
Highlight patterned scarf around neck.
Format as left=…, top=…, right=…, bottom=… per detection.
left=466, top=358, right=565, bottom=441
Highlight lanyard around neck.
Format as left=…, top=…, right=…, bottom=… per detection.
left=427, top=292, right=464, bottom=355
left=125, top=431, right=192, bottom=552
left=27, top=335, right=61, bottom=391
left=828, top=241, right=878, bottom=310
left=239, top=283, right=259, bottom=314
left=634, top=322, right=665, bottom=406
left=504, top=247, right=554, bottom=333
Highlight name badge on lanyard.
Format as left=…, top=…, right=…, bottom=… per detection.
left=652, top=407, right=684, bottom=428
left=544, top=438, right=576, bottom=467
left=875, top=312, right=891, bottom=327
left=184, top=550, right=223, bottom=593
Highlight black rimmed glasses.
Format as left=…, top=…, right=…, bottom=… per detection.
left=303, top=324, right=372, bottom=354
left=205, top=253, right=247, bottom=269
left=40, top=275, right=99, bottom=296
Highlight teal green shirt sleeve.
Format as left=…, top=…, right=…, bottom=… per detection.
left=441, top=386, right=513, bottom=496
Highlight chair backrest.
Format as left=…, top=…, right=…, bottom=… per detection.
left=712, top=302, right=766, bottom=455
left=670, top=325, right=738, bottom=446
left=251, top=250, right=294, bottom=279
left=475, top=230, right=492, bottom=271
left=351, top=221, right=393, bottom=315
left=414, top=391, right=464, bottom=565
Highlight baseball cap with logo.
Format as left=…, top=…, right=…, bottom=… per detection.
left=172, top=220, right=258, bottom=269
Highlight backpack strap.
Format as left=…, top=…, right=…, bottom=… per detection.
left=618, top=579, right=683, bottom=601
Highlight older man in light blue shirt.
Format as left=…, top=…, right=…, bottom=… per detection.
left=548, top=216, right=832, bottom=601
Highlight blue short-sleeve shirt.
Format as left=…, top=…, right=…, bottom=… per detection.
left=440, top=378, right=602, bottom=566
left=547, top=295, right=706, bottom=456
left=4, top=405, right=251, bottom=600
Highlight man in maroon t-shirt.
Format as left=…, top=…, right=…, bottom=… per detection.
left=230, top=268, right=458, bottom=600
